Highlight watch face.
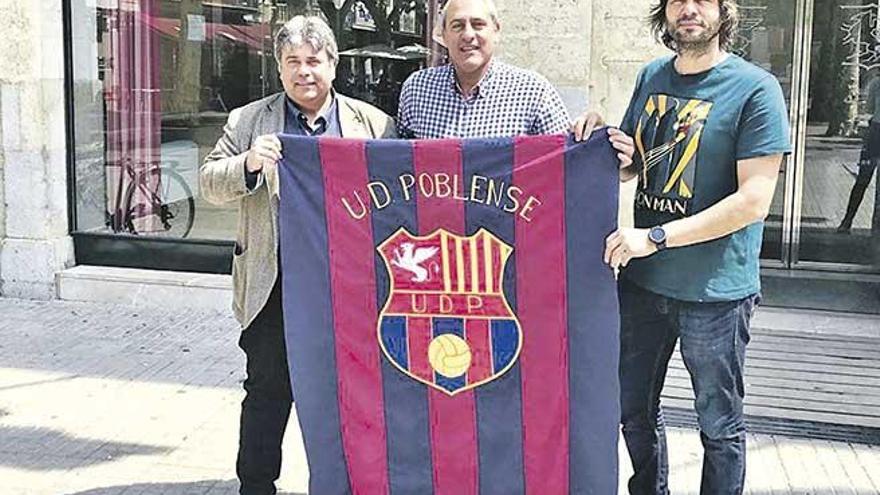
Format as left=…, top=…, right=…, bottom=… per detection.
left=649, top=227, right=666, bottom=244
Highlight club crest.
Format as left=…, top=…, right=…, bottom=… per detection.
left=376, top=228, right=523, bottom=396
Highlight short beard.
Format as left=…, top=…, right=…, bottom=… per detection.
left=667, top=21, right=721, bottom=56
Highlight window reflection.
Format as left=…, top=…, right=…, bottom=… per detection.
left=803, top=0, right=880, bottom=267
left=71, top=0, right=430, bottom=241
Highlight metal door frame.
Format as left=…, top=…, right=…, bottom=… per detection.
left=782, top=0, right=814, bottom=268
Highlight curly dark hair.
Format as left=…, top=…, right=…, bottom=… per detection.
left=648, top=0, right=739, bottom=52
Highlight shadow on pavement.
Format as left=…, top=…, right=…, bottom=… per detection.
left=0, top=425, right=171, bottom=471
left=62, top=479, right=305, bottom=495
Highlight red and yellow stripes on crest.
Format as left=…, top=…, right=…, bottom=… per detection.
left=440, top=231, right=510, bottom=295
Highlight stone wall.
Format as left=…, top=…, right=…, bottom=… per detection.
left=496, top=0, right=666, bottom=224
left=0, top=0, right=74, bottom=299
left=0, top=84, right=5, bottom=271
left=495, top=0, right=593, bottom=116
left=588, top=0, right=668, bottom=224
left=589, top=0, right=668, bottom=123
left=495, top=0, right=666, bottom=122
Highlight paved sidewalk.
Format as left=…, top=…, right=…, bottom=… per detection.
left=0, top=297, right=878, bottom=494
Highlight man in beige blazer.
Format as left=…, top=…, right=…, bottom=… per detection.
left=200, top=15, right=396, bottom=495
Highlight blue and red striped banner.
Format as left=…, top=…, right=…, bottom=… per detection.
left=278, top=133, right=621, bottom=494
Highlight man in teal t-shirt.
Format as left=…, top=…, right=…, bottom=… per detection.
left=604, top=0, right=791, bottom=493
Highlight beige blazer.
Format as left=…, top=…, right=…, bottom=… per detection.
left=200, top=92, right=397, bottom=329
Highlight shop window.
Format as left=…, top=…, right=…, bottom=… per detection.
left=68, top=0, right=432, bottom=271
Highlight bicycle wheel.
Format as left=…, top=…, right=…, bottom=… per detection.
left=124, top=167, right=195, bottom=239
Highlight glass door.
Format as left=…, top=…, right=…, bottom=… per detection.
left=797, top=0, right=880, bottom=270
left=732, top=0, right=801, bottom=265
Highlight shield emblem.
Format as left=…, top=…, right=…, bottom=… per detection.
left=377, top=228, right=523, bottom=396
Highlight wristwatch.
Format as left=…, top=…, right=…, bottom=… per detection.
left=648, top=225, right=667, bottom=252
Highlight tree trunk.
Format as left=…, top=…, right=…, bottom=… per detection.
left=319, top=0, right=356, bottom=34
left=169, top=0, right=203, bottom=122
left=361, top=0, right=395, bottom=44
left=827, top=3, right=861, bottom=137
left=810, top=0, right=837, bottom=122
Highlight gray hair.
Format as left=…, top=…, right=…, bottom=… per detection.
left=437, top=0, right=500, bottom=30
left=274, top=16, right=338, bottom=65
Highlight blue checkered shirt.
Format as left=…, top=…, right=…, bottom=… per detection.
left=397, top=61, right=571, bottom=139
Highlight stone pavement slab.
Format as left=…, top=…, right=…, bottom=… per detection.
left=0, top=297, right=878, bottom=494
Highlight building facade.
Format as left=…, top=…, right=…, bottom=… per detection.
left=1, top=0, right=878, bottom=313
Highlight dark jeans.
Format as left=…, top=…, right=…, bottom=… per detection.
left=840, top=121, right=880, bottom=230
left=618, top=278, right=758, bottom=495
left=237, top=281, right=293, bottom=495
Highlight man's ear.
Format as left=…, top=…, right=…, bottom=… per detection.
left=432, top=22, right=447, bottom=48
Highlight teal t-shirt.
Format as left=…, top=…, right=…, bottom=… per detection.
left=619, top=54, right=792, bottom=302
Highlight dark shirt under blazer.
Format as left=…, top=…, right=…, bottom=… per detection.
left=201, top=92, right=396, bottom=329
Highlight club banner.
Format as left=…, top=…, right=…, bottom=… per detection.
left=278, top=133, right=620, bottom=495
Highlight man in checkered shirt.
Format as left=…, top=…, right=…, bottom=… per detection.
left=397, top=0, right=570, bottom=139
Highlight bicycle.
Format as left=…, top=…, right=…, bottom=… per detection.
left=107, top=157, right=196, bottom=239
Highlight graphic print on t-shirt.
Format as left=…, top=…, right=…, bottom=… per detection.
left=633, top=94, right=713, bottom=217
